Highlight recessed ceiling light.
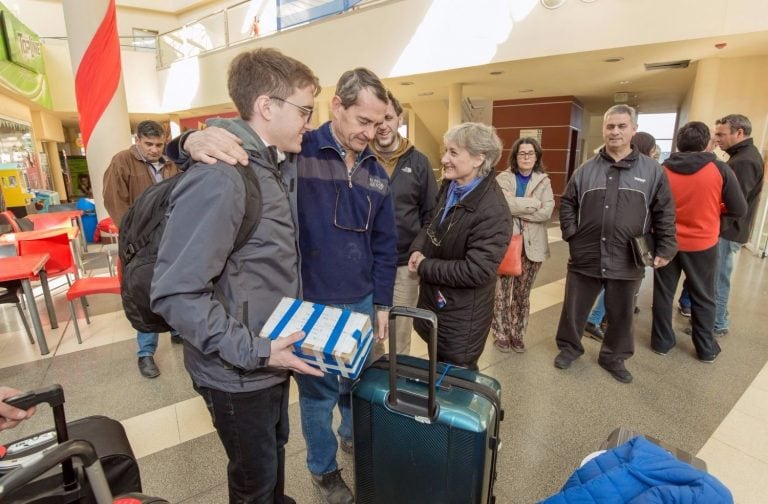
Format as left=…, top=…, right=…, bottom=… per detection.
left=519, top=89, right=534, bottom=93
left=619, top=80, right=631, bottom=85
left=541, top=0, right=566, bottom=8
left=603, top=57, right=624, bottom=63
left=417, top=91, right=434, bottom=96
left=489, top=71, right=503, bottom=76
left=399, top=81, right=415, bottom=86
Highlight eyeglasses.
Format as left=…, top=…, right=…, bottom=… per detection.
left=425, top=205, right=459, bottom=247
left=517, top=152, right=536, bottom=159
left=333, top=184, right=371, bottom=233
left=270, top=96, right=314, bottom=123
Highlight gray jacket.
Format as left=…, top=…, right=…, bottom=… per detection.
left=151, top=119, right=300, bottom=392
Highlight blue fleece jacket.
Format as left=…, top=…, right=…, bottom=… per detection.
left=541, top=436, right=732, bottom=503
left=297, top=122, right=397, bottom=306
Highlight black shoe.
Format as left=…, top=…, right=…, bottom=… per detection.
left=311, top=469, right=354, bottom=504
left=699, top=350, right=720, bottom=364
left=138, top=356, right=160, bottom=378
left=584, top=322, right=605, bottom=341
left=171, top=333, right=183, bottom=344
left=599, top=361, right=633, bottom=383
left=554, top=351, right=576, bottom=369
left=340, top=437, right=353, bottom=455
left=651, top=347, right=668, bottom=356
left=714, top=328, right=729, bottom=337
left=679, top=305, right=691, bottom=317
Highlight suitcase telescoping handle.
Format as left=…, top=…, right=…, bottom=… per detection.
left=0, top=439, right=113, bottom=504
left=2, top=384, right=77, bottom=491
left=387, top=306, right=439, bottom=422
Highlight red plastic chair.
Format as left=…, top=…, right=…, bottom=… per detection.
left=0, top=245, right=34, bottom=344
left=66, top=273, right=121, bottom=344
left=0, top=211, right=22, bottom=232
left=17, top=229, right=78, bottom=285
left=27, top=213, right=73, bottom=231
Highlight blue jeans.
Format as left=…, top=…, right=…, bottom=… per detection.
left=294, top=293, right=374, bottom=476
left=587, top=289, right=606, bottom=326
left=715, top=237, right=741, bottom=331
left=679, top=280, right=691, bottom=310
left=137, top=329, right=179, bottom=357
left=194, top=381, right=290, bottom=504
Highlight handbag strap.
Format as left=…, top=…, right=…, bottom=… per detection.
left=512, top=216, right=524, bottom=235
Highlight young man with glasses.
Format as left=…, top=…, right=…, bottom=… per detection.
left=170, top=67, right=398, bottom=504
left=151, top=48, right=324, bottom=504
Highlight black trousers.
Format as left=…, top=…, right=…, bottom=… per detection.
left=651, top=244, right=721, bottom=359
left=555, top=270, right=640, bottom=368
left=194, top=380, right=290, bottom=504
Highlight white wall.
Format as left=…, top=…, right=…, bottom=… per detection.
left=18, top=0, right=768, bottom=118
left=10, top=0, right=180, bottom=39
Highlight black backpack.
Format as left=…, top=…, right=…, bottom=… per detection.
left=118, top=164, right=262, bottom=333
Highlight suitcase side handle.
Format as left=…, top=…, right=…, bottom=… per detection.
left=0, top=439, right=113, bottom=504
left=387, top=306, right=439, bottom=421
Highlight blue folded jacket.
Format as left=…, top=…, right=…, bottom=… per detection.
left=540, top=436, right=733, bottom=503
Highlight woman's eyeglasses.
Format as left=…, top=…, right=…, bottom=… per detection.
left=270, top=96, right=314, bottom=123
left=333, top=184, right=371, bottom=233
left=517, top=152, right=536, bottom=159
left=425, top=206, right=459, bottom=247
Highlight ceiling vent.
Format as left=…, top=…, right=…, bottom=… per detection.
left=613, top=92, right=629, bottom=103
left=644, top=60, right=690, bottom=71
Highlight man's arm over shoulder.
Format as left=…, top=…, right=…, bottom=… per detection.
left=718, top=160, right=747, bottom=218
left=150, top=164, right=268, bottom=370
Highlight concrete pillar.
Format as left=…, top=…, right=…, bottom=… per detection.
left=687, top=58, right=722, bottom=125
left=62, top=0, right=132, bottom=220
left=45, top=142, right=68, bottom=201
left=448, top=83, right=464, bottom=128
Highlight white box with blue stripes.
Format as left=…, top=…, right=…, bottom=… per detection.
left=261, top=297, right=373, bottom=379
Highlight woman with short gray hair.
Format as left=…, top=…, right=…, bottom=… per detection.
left=408, top=122, right=512, bottom=369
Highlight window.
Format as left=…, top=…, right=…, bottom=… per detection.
left=132, top=28, right=158, bottom=51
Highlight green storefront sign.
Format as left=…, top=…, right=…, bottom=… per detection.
left=0, top=2, right=52, bottom=108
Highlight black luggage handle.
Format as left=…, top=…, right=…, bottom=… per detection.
left=2, top=384, right=76, bottom=491
left=0, top=440, right=113, bottom=503
left=386, top=306, right=439, bottom=422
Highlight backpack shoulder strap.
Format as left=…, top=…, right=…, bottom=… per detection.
left=232, top=164, right=262, bottom=253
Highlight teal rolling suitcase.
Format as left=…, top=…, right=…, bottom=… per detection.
left=352, top=307, right=503, bottom=504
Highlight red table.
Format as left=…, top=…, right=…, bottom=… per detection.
left=26, top=210, right=86, bottom=250
left=0, top=227, right=85, bottom=279
left=0, top=254, right=53, bottom=354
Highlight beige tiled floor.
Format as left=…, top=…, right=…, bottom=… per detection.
left=699, top=363, right=768, bottom=503
left=3, top=235, right=767, bottom=502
